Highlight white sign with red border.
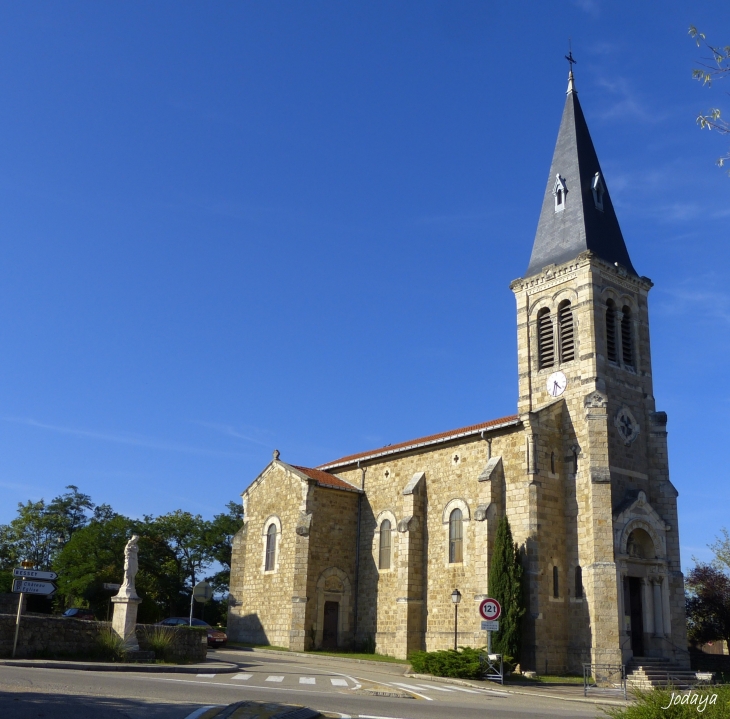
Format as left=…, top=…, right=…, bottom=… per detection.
left=479, top=597, right=501, bottom=621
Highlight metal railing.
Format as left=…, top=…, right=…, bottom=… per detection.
left=480, top=652, right=504, bottom=684
left=583, top=663, right=627, bottom=700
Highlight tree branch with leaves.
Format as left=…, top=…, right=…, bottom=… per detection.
left=689, top=26, right=730, bottom=172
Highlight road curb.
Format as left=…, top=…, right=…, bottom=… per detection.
left=405, top=672, right=629, bottom=705
left=224, top=646, right=409, bottom=672
left=0, top=659, right=240, bottom=673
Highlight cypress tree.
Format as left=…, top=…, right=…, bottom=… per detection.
left=487, top=515, right=525, bottom=661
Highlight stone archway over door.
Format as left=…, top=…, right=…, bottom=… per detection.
left=314, top=567, right=352, bottom=649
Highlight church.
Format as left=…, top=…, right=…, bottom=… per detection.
left=227, top=71, right=689, bottom=673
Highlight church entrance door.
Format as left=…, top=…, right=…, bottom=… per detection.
left=628, top=577, right=644, bottom=656
left=322, top=601, right=339, bottom=649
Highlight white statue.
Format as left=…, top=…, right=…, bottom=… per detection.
left=117, top=534, right=140, bottom=600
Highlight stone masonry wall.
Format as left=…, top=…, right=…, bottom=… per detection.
left=0, top=614, right=206, bottom=662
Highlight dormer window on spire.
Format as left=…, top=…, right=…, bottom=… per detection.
left=553, top=175, right=568, bottom=213
left=592, top=172, right=605, bottom=211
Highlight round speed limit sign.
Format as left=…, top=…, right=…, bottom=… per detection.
left=479, top=597, right=502, bottom=621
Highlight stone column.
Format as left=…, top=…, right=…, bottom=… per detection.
left=642, top=578, right=655, bottom=637
left=112, top=596, right=142, bottom=650
left=652, top=579, right=664, bottom=638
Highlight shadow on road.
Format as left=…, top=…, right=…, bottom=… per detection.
left=0, top=690, right=198, bottom=719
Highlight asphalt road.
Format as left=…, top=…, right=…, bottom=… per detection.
left=0, top=648, right=606, bottom=719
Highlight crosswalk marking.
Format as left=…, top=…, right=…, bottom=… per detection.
left=232, top=673, right=252, bottom=681
left=330, top=678, right=348, bottom=686
left=416, top=683, right=453, bottom=692
left=196, top=674, right=216, bottom=678
left=265, top=675, right=285, bottom=682
left=392, top=682, right=427, bottom=691
left=449, top=685, right=480, bottom=694
left=299, top=677, right=316, bottom=684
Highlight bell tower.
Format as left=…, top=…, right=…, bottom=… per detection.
left=510, top=72, right=688, bottom=669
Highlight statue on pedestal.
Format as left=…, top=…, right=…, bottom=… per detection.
left=112, top=534, right=143, bottom=651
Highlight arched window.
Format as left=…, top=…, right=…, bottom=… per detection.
left=606, top=300, right=617, bottom=362
left=558, top=300, right=574, bottom=363
left=550, top=452, right=555, bottom=474
left=553, top=565, right=559, bottom=598
left=621, top=306, right=633, bottom=367
left=575, top=566, right=583, bottom=598
left=265, top=523, right=277, bottom=571
left=537, top=308, right=554, bottom=369
left=379, top=519, right=391, bottom=570
left=449, top=509, right=463, bottom=564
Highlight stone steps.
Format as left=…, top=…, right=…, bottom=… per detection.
left=626, top=657, right=698, bottom=691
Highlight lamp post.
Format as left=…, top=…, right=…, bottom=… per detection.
left=451, top=588, right=461, bottom=651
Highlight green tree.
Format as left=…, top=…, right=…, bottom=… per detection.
left=204, top=500, right=243, bottom=594
left=488, top=515, right=525, bottom=661
left=689, top=27, right=730, bottom=172
left=686, top=563, right=730, bottom=649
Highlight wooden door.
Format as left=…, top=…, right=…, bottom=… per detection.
left=322, top=601, right=339, bottom=649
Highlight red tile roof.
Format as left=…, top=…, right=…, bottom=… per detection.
left=317, top=414, right=520, bottom=470
left=291, top=465, right=362, bottom=493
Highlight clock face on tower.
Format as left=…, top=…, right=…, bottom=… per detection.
left=546, top=371, right=567, bottom=397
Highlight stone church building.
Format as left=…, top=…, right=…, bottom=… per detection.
left=227, top=72, right=689, bottom=672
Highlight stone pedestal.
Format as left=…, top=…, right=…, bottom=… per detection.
left=112, top=595, right=142, bottom=651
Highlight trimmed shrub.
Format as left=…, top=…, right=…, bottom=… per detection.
left=409, top=646, right=484, bottom=679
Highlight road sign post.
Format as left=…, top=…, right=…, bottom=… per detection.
left=12, top=562, right=55, bottom=659
left=478, top=598, right=502, bottom=655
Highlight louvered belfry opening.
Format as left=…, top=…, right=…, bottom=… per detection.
left=558, top=300, right=575, bottom=363
left=606, top=300, right=617, bottom=362
left=621, top=305, right=633, bottom=367
left=537, top=308, right=554, bottom=369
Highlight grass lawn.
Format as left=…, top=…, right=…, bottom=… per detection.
left=227, top=642, right=408, bottom=664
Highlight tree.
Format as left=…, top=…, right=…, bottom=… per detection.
left=204, top=501, right=244, bottom=594
left=488, top=515, right=525, bottom=662
left=686, top=563, right=730, bottom=648
left=689, top=27, right=730, bottom=172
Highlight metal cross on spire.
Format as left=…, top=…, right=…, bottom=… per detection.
left=565, top=40, right=577, bottom=93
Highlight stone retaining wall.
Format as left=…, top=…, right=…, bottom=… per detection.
left=690, top=650, right=730, bottom=674
left=0, top=613, right=207, bottom=662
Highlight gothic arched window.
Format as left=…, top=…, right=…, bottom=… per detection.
left=575, top=566, right=583, bottom=598
left=621, top=306, right=633, bottom=367
left=558, top=300, right=574, bottom=363
left=553, top=565, right=560, bottom=598
left=537, top=308, right=554, bottom=369
left=449, top=509, right=463, bottom=564
left=265, top=523, right=277, bottom=571
left=606, top=300, right=617, bottom=363
left=379, top=519, right=391, bottom=570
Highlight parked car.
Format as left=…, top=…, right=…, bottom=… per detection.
left=157, top=617, right=227, bottom=647
left=63, top=608, right=96, bottom=621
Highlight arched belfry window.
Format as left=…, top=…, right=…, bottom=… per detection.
left=606, top=300, right=617, bottom=363
left=265, top=523, right=277, bottom=571
left=592, top=172, right=605, bottom=211
left=553, top=565, right=560, bottom=598
left=537, top=308, right=554, bottom=369
left=379, top=519, right=391, bottom=570
left=449, top=509, right=463, bottom=564
left=553, top=175, right=568, bottom=212
left=558, top=300, right=574, bottom=363
left=621, top=306, right=633, bottom=367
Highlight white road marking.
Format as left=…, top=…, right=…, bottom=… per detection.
left=415, top=683, right=453, bottom=692
left=448, top=685, right=480, bottom=694
left=330, top=677, right=348, bottom=686
left=232, top=673, right=252, bottom=681
left=265, top=675, right=285, bottom=682
left=195, top=674, right=216, bottom=678
left=183, top=707, right=218, bottom=719
left=359, top=716, right=409, bottom=719
left=299, top=677, right=316, bottom=684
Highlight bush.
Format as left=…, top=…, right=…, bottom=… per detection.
left=141, top=625, right=177, bottom=662
left=95, top=626, right=127, bottom=662
left=605, top=685, right=730, bottom=719
left=409, top=646, right=484, bottom=679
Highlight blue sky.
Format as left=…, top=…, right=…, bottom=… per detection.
left=0, top=1, right=727, bottom=568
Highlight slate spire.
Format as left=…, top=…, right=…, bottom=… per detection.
left=525, top=72, right=636, bottom=277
